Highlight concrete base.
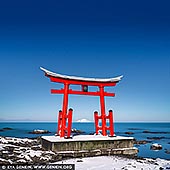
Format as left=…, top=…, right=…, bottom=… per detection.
left=41, top=135, right=138, bottom=158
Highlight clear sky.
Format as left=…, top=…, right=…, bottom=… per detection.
left=0, top=0, right=170, bottom=122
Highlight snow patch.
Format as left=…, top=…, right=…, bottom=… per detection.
left=42, top=135, right=134, bottom=142
left=16, top=159, right=27, bottom=163
left=55, top=156, right=170, bottom=170
left=76, top=119, right=91, bottom=123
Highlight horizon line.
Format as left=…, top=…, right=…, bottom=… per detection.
left=0, top=120, right=170, bottom=123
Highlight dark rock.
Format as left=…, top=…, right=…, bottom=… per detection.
left=71, top=128, right=85, bottom=135
left=143, top=130, right=170, bottom=134
left=32, top=155, right=42, bottom=163
left=40, top=152, right=60, bottom=163
left=3, top=127, right=13, bottom=130
left=29, top=129, right=51, bottom=134
left=7, top=140, right=38, bottom=147
left=165, top=149, right=170, bottom=154
left=143, top=130, right=150, bottom=133
left=3, top=145, right=16, bottom=152
left=0, top=136, right=50, bottom=164
left=150, top=143, right=162, bottom=150
left=125, top=131, right=134, bottom=135
left=89, top=132, right=95, bottom=135
left=147, top=137, right=165, bottom=140
left=77, top=159, right=83, bottom=162
left=20, top=148, right=27, bottom=152
left=31, top=146, right=41, bottom=151
left=134, top=140, right=151, bottom=145
left=0, top=158, right=10, bottom=164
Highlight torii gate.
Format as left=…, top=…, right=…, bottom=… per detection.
left=40, top=67, right=123, bottom=138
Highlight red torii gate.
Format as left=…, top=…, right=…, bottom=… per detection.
left=40, top=67, right=123, bottom=138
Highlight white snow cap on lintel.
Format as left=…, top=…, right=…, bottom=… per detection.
left=40, top=67, right=123, bottom=83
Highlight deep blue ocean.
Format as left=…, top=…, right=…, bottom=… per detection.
left=0, top=122, right=170, bottom=160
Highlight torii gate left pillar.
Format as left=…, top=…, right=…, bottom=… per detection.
left=60, top=82, right=69, bottom=137
left=40, top=67, right=123, bottom=138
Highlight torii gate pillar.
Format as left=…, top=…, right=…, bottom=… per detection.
left=99, top=85, right=107, bottom=136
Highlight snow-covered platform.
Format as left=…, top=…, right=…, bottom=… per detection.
left=41, top=135, right=138, bottom=158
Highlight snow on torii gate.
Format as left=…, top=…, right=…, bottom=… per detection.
left=40, top=67, right=123, bottom=138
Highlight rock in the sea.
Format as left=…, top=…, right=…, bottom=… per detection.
left=143, top=130, right=170, bottom=134
left=150, top=143, right=162, bottom=150
left=134, top=140, right=151, bottom=145
left=125, top=131, right=134, bottom=135
left=147, top=137, right=165, bottom=140
left=89, top=132, right=95, bottom=135
left=29, top=129, right=51, bottom=134
left=3, top=127, right=13, bottom=130
left=165, top=149, right=170, bottom=154
left=143, top=130, right=150, bottom=133
left=71, top=128, right=85, bottom=134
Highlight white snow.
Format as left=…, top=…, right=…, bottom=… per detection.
left=152, top=143, right=162, bottom=147
left=0, top=137, right=9, bottom=144
left=0, top=143, right=18, bottom=149
left=0, top=158, right=8, bottom=162
left=16, top=159, right=27, bottom=163
left=23, top=155, right=32, bottom=162
left=40, top=157, right=50, bottom=161
left=0, top=136, right=35, bottom=145
left=76, top=119, right=92, bottom=123
left=26, top=150, right=43, bottom=157
left=33, top=129, right=48, bottom=133
left=0, top=158, right=13, bottom=164
left=18, top=153, right=33, bottom=162
left=40, top=67, right=123, bottom=83
left=42, top=135, right=134, bottom=142
left=55, top=156, right=170, bottom=170
left=0, top=144, right=4, bottom=150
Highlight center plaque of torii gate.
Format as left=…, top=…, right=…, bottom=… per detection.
left=40, top=67, right=123, bottom=138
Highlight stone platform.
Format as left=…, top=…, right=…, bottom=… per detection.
left=41, top=135, right=138, bottom=158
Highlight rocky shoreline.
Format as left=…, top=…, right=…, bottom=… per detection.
left=0, top=136, right=170, bottom=168
left=0, top=136, right=61, bottom=164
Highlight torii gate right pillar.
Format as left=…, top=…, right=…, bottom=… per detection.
left=99, top=85, right=107, bottom=136
left=94, top=85, right=115, bottom=136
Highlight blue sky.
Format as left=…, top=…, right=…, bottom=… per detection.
left=0, top=0, right=170, bottom=122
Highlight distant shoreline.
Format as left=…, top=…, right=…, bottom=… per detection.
left=0, top=121, right=170, bottom=123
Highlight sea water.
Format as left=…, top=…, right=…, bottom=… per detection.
left=0, top=122, right=170, bottom=160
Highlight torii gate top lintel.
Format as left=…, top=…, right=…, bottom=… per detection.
left=40, top=67, right=123, bottom=86
left=41, top=67, right=123, bottom=138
